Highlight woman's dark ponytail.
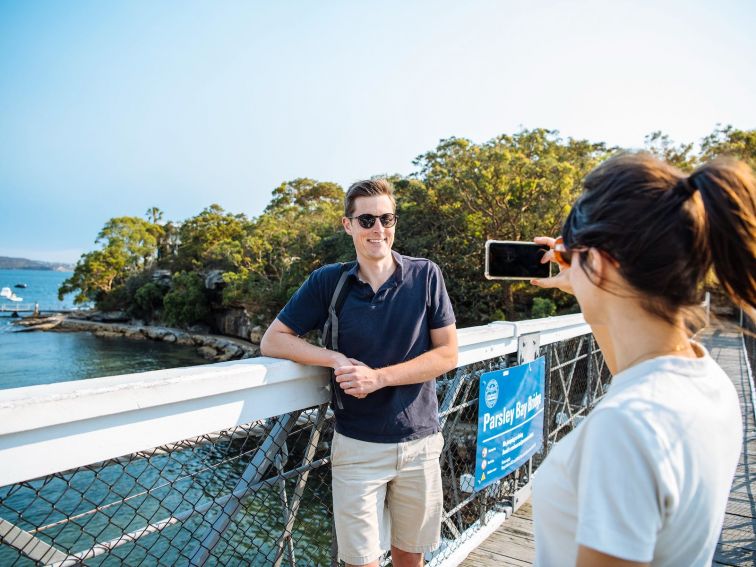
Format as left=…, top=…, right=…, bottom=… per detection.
left=563, top=152, right=756, bottom=324
left=689, top=159, right=756, bottom=316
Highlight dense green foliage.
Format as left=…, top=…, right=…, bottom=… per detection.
left=162, top=272, right=211, bottom=327
left=60, top=126, right=756, bottom=330
left=222, top=179, right=348, bottom=324
left=59, top=216, right=162, bottom=305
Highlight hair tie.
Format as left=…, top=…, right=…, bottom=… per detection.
left=674, top=177, right=698, bottom=199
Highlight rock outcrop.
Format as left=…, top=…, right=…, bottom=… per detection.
left=15, top=314, right=259, bottom=362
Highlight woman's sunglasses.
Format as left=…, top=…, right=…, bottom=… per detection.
left=348, top=213, right=398, bottom=229
left=554, top=236, right=578, bottom=268
left=554, top=237, right=617, bottom=269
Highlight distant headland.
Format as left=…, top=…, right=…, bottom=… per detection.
left=0, top=256, right=73, bottom=271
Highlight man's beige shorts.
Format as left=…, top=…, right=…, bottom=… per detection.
left=331, top=431, right=444, bottom=565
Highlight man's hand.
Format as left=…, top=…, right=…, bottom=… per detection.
left=329, top=352, right=352, bottom=370
left=530, top=236, right=574, bottom=295
left=334, top=358, right=383, bottom=399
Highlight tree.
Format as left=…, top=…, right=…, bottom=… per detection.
left=58, top=246, right=130, bottom=304
left=145, top=206, right=164, bottom=225
left=59, top=216, right=162, bottom=305
left=223, top=179, right=345, bottom=322
left=644, top=131, right=697, bottom=171
left=162, top=272, right=211, bottom=327
left=401, top=129, right=608, bottom=322
left=172, top=204, right=250, bottom=272
left=97, top=216, right=163, bottom=269
left=265, top=178, right=344, bottom=212
left=700, top=125, right=756, bottom=168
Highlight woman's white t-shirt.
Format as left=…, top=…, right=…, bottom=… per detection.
left=532, top=346, right=742, bottom=566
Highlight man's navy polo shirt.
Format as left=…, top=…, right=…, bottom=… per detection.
left=277, top=251, right=456, bottom=443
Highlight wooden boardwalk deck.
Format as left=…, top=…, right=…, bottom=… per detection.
left=709, top=329, right=756, bottom=566
left=460, top=329, right=756, bottom=566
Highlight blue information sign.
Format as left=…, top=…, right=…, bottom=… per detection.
left=475, top=357, right=545, bottom=491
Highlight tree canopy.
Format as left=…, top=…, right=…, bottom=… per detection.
left=60, top=126, right=755, bottom=328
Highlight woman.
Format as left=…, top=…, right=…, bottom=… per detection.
left=530, top=152, right=755, bottom=566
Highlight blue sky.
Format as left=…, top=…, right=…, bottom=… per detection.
left=1, top=0, right=754, bottom=263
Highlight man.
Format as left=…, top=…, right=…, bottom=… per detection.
left=260, top=179, right=458, bottom=567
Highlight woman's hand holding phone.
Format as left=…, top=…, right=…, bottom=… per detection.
left=530, top=236, right=574, bottom=295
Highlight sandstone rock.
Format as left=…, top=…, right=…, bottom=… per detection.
left=214, top=351, right=236, bottom=362
left=145, top=328, right=169, bottom=340
left=241, top=347, right=260, bottom=358
left=205, top=270, right=226, bottom=290
left=197, top=346, right=217, bottom=360
left=188, top=323, right=211, bottom=334
left=67, top=310, right=94, bottom=320
left=95, top=331, right=122, bottom=339
left=249, top=325, right=264, bottom=344
left=202, top=337, right=227, bottom=349
left=15, top=318, right=62, bottom=332
left=213, top=307, right=254, bottom=341
left=126, top=329, right=146, bottom=340
left=223, top=345, right=242, bottom=358
left=92, top=311, right=130, bottom=323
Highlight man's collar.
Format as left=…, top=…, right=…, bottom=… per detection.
left=391, top=250, right=405, bottom=283
left=346, top=261, right=360, bottom=279
left=348, top=251, right=404, bottom=283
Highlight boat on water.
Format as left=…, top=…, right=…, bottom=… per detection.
left=1, top=287, right=23, bottom=302
left=14, top=283, right=28, bottom=289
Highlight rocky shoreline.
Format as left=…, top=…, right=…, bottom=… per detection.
left=13, top=313, right=260, bottom=362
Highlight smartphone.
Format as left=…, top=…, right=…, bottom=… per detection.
left=484, top=240, right=551, bottom=280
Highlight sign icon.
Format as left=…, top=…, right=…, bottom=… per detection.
left=484, top=379, right=499, bottom=408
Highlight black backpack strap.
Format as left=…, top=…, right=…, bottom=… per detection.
left=322, top=262, right=355, bottom=351
left=322, top=262, right=356, bottom=410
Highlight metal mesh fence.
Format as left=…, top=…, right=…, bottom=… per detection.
left=0, top=333, right=609, bottom=566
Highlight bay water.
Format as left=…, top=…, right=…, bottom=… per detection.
left=0, top=269, right=208, bottom=390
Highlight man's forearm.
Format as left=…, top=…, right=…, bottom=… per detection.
left=260, top=329, right=345, bottom=369
left=377, top=344, right=458, bottom=387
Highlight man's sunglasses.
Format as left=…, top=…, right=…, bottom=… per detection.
left=348, top=213, right=398, bottom=229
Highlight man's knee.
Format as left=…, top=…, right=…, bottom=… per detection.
left=391, top=545, right=424, bottom=567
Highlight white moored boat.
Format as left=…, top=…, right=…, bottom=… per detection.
left=1, top=287, right=23, bottom=302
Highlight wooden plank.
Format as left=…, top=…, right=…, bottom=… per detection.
left=721, top=511, right=756, bottom=531
left=459, top=503, right=536, bottom=566
left=712, top=542, right=756, bottom=566
left=717, top=526, right=756, bottom=551
left=462, top=547, right=532, bottom=567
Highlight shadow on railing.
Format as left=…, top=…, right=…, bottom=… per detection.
left=0, top=314, right=609, bottom=566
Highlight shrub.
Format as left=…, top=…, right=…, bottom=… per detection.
left=132, top=282, right=165, bottom=321
left=531, top=297, right=557, bottom=319
left=162, top=272, right=211, bottom=328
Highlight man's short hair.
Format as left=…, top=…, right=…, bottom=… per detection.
left=344, top=179, right=396, bottom=217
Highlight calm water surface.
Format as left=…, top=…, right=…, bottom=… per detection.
left=0, top=269, right=208, bottom=390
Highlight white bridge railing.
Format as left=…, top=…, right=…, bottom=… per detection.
left=0, top=314, right=607, bottom=566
